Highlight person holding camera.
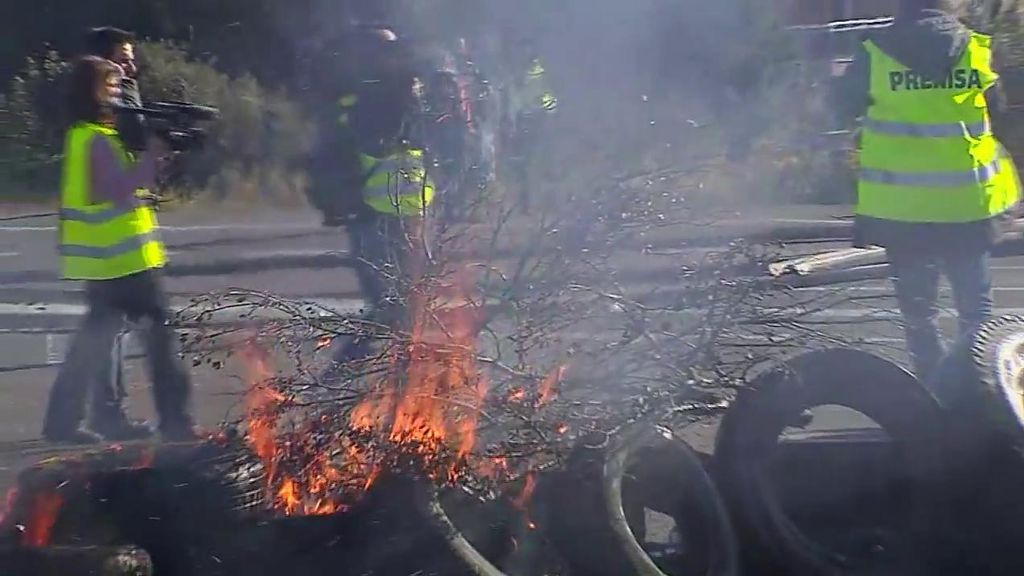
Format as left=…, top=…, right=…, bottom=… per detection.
left=42, top=56, right=196, bottom=444
left=87, top=27, right=146, bottom=153
left=72, top=26, right=154, bottom=440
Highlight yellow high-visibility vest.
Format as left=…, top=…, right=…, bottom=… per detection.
left=522, top=59, right=557, bottom=114
left=338, top=93, right=359, bottom=127
left=59, top=122, right=166, bottom=280
left=359, top=148, right=435, bottom=216
left=856, top=33, right=1020, bottom=223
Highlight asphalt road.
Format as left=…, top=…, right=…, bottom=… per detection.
left=2, top=205, right=1024, bottom=412
left=0, top=205, right=1019, bottom=570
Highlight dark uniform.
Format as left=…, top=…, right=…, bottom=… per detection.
left=319, top=29, right=437, bottom=376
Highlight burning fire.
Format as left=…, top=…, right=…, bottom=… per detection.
left=239, top=252, right=559, bottom=517
left=0, top=487, right=17, bottom=527
left=348, top=267, right=490, bottom=484
left=538, top=364, right=567, bottom=405
left=22, top=490, right=62, bottom=547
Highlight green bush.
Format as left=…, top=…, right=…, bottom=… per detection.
left=136, top=42, right=315, bottom=204
left=0, top=51, right=69, bottom=201
left=0, top=42, right=315, bottom=205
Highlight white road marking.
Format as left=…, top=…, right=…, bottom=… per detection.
left=239, top=249, right=348, bottom=259
left=0, top=223, right=321, bottom=233
left=1, top=299, right=1023, bottom=322
left=767, top=218, right=850, bottom=225
left=0, top=298, right=368, bottom=319
left=795, top=285, right=1024, bottom=293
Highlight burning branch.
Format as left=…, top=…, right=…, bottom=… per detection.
left=176, top=152, right=882, bottom=522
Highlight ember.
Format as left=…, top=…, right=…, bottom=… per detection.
left=512, top=472, right=537, bottom=510
left=538, top=365, right=567, bottom=406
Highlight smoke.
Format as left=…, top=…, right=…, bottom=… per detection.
left=276, top=0, right=813, bottom=207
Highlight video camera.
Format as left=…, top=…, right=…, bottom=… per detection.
left=114, top=100, right=220, bottom=152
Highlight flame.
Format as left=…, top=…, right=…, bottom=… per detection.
left=237, top=251, right=502, bottom=515
left=0, top=487, right=17, bottom=526
left=538, top=364, right=567, bottom=405
left=277, top=478, right=301, bottom=515
left=348, top=265, right=489, bottom=485
left=240, top=342, right=294, bottom=511
left=511, top=472, right=539, bottom=532
left=511, top=472, right=537, bottom=509
left=345, top=262, right=489, bottom=487
left=134, top=449, right=155, bottom=469
left=316, top=335, right=333, bottom=351
left=240, top=341, right=366, bottom=516
left=22, top=491, right=62, bottom=547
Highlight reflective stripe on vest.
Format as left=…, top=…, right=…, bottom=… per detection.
left=59, top=205, right=134, bottom=223
left=338, top=93, right=359, bottom=126
left=59, top=231, right=161, bottom=258
left=360, top=150, right=435, bottom=215
left=860, top=157, right=1001, bottom=187
left=540, top=92, right=558, bottom=112
left=522, top=59, right=557, bottom=114
left=861, top=117, right=990, bottom=138
left=59, top=122, right=167, bottom=280
left=856, top=33, right=1020, bottom=223
left=527, top=60, right=545, bottom=79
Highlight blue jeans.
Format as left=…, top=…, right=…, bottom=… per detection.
left=887, top=248, right=994, bottom=383
left=43, top=271, right=193, bottom=436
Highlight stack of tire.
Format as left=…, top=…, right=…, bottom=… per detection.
left=927, top=315, right=1024, bottom=576
left=710, top=319, right=1024, bottom=576
left=714, top=349, right=948, bottom=576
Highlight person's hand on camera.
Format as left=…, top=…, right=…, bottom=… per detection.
left=135, top=189, right=163, bottom=209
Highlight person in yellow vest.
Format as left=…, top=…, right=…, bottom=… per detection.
left=504, top=39, right=558, bottom=213
left=836, top=0, right=1021, bottom=384
left=321, top=28, right=437, bottom=371
left=42, top=56, right=196, bottom=443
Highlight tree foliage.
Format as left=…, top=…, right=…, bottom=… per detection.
left=0, top=42, right=313, bottom=203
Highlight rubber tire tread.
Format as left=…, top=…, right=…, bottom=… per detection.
left=549, top=424, right=739, bottom=576
left=936, top=315, right=1024, bottom=447
left=603, top=425, right=740, bottom=576
left=714, top=348, right=947, bottom=576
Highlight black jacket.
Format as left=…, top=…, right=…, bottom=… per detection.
left=116, top=76, right=147, bottom=153
left=834, top=9, right=1011, bottom=254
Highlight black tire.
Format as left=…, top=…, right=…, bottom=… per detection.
left=151, top=440, right=267, bottom=517
left=714, top=348, right=947, bottom=576
left=603, top=425, right=740, bottom=576
left=929, top=316, right=1024, bottom=575
left=414, top=476, right=571, bottom=576
left=415, top=485, right=514, bottom=576
left=548, top=424, right=739, bottom=576
left=932, top=315, right=1024, bottom=448
left=8, top=441, right=266, bottom=576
